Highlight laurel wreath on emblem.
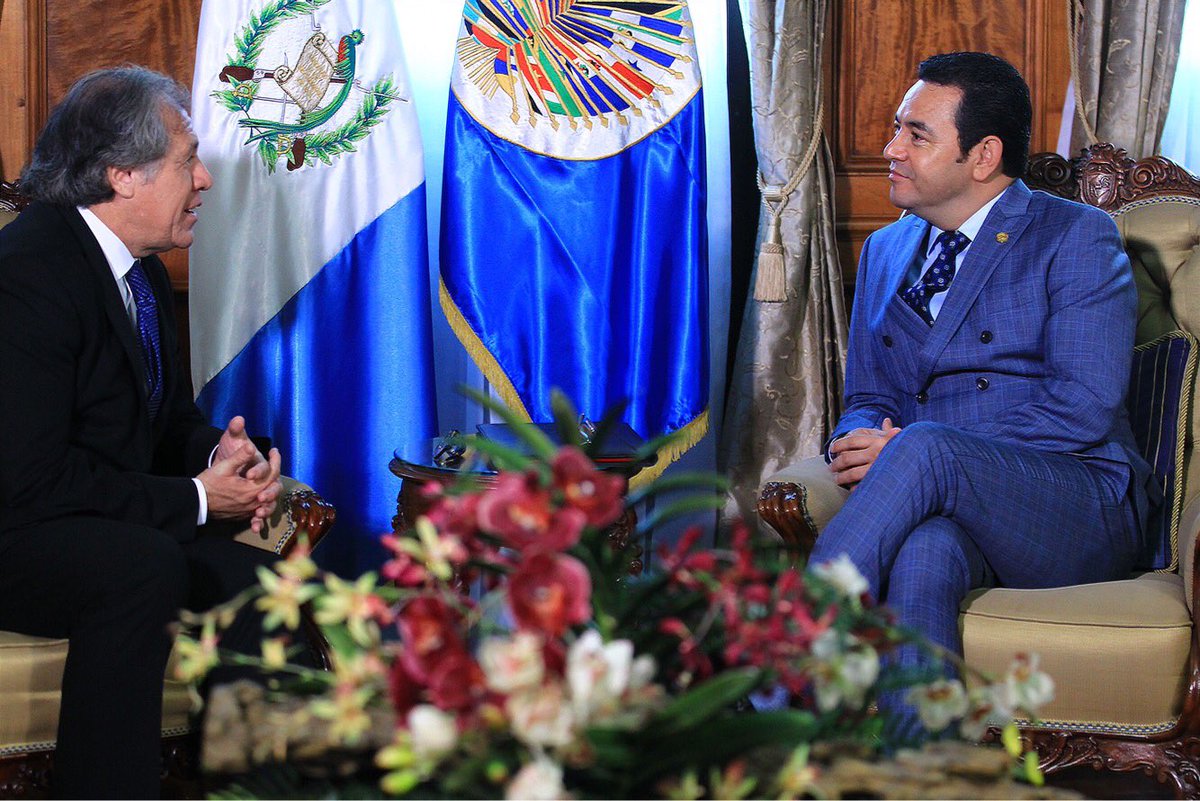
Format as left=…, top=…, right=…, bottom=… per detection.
left=212, top=0, right=396, bottom=173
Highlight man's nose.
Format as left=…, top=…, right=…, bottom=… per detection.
left=194, top=158, right=214, bottom=191
left=883, top=134, right=904, bottom=160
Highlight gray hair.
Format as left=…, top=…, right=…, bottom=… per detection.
left=21, top=66, right=190, bottom=206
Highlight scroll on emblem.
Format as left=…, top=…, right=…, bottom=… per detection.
left=274, top=32, right=340, bottom=113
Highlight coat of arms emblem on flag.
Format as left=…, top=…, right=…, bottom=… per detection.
left=210, top=0, right=406, bottom=173
left=441, top=0, right=710, bottom=484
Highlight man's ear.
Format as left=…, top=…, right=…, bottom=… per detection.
left=107, top=165, right=138, bottom=200
left=971, top=135, right=1005, bottom=181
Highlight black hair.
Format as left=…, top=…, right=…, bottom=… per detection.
left=917, top=52, right=1031, bottom=178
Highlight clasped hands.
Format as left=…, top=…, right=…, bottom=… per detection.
left=197, top=416, right=282, bottom=534
left=828, top=417, right=902, bottom=489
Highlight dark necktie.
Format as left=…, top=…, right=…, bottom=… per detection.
left=126, top=260, right=164, bottom=420
left=901, top=230, right=970, bottom=325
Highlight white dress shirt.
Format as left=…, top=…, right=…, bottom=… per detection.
left=907, top=189, right=1005, bottom=320
left=77, top=207, right=210, bottom=525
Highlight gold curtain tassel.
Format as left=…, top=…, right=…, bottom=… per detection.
left=754, top=214, right=788, bottom=302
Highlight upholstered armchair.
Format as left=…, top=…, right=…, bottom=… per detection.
left=758, top=144, right=1200, bottom=797
left=0, top=182, right=338, bottom=798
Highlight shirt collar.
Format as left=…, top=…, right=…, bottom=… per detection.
left=926, top=187, right=1008, bottom=256
left=77, top=206, right=137, bottom=281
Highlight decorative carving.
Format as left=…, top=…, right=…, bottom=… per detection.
left=757, top=481, right=819, bottom=558
left=0, top=734, right=199, bottom=800
left=1025, top=153, right=1078, bottom=200
left=1077, top=143, right=1200, bottom=213
left=1017, top=728, right=1200, bottom=799
left=285, top=490, right=337, bottom=554
left=0, top=182, right=30, bottom=214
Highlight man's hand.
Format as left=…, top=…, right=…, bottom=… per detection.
left=216, top=415, right=257, bottom=471
left=829, top=417, right=902, bottom=489
left=199, top=439, right=283, bottom=534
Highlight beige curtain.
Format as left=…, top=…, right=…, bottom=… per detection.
left=718, top=0, right=847, bottom=523
left=1070, top=0, right=1186, bottom=158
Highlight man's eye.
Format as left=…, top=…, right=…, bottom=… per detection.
left=911, top=133, right=924, bottom=143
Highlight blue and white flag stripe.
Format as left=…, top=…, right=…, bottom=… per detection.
left=191, top=0, right=436, bottom=574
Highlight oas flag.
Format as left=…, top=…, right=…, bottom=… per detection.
left=440, top=0, right=709, bottom=483
left=190, top=0, right=437, bottom=574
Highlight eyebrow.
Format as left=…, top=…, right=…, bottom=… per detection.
left=894, top=117, right=934, bottom=135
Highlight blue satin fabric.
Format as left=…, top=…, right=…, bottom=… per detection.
left=440, top=95, right=709, bottom=438
left=197, top=187, right=438, bottom=576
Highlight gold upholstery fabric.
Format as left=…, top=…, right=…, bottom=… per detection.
left=1120, top=199, right=1200, bottom=352
left=0, top=483, right=314, bottom=755
left=0, top=632, right=192, bottom=755
left=961, top=573, right=1191, bottom=731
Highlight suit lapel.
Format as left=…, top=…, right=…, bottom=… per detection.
left=918, top=181, right=1035, bottom=374
left=882, top=215, right=935, bottom=341
left=60, top=207, right=151, bottom=410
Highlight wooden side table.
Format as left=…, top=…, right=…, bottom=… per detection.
left=389, top=437, right=644, bottom=574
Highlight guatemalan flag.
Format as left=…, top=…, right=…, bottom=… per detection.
left=440, top=0, right=709, bottom=484
left=190, top=0, right=437, bottom=575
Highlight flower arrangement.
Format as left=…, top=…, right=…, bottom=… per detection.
left=178, top=394, right=1056, bottom=799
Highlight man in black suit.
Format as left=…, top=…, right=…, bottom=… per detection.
left=0, top=67, right=285, bottom=798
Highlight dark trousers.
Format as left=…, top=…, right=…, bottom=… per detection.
left=0, top=518, right=282, bottom=799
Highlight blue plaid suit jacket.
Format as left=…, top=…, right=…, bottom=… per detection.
left=832, top=180, right=1155, bottom=521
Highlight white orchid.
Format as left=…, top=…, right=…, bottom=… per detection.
left=480, top=631, right=545, bottom=694
left=565, top=630, right=655, bottom=725
left=1001, top=652, right=1055, bottom=714
left=907, top=678, right=969, bottom=732
left=810, top=629, right=879, bottom=712
left=812, top=554, right=869, bottom=600
left=506, top=757, right=567, bottom=800
left=406, top=704, right=458, bottom=760
left=507, top=681, right=576, bottom=749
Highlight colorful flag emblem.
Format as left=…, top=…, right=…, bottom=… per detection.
left=440, top=0, right=710, bottom=483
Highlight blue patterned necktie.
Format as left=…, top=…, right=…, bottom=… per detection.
left=125, top=260, right=163, bottom=420
left=901, top=230, right=970, bottom=325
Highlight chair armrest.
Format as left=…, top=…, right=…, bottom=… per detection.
left=757, top=455, right=849, bottom=560
left=231, top=476, right=336, bottom=557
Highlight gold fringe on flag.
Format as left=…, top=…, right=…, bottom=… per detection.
left=440, top=278, right=707, bottom=488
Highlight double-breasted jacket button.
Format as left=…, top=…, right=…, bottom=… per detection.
left=882, top=335, right=893, bottom=348
left=916, top=391, right=928, bottom=404
left=976, top=377, right=990, bottom=391
left=980, top=330, right=994, bottom=344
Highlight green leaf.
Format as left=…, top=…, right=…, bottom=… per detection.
left=1021, top=751, right=1045, bottom=786
left=646, top=668, right=762, bottom=736
left=460, top=385, right=558, bottom=461
left=460, top=435, right=540, bottom=475
left=630, top=711, right=819, bottom=790
left=636, top=495, right=727, bottom=536
left=550, top=389, right=583, bottom=447
left=626, top=472, right=730, bottom=505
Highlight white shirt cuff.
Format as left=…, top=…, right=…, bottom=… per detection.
left=193, top=478, right=208, bottom=526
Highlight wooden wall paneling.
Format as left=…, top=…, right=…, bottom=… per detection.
left=830, top=0, right=1069, bottom=295
left=0, top=0, right=42, bottom=182
left=45, top=0, right=204, bottom=293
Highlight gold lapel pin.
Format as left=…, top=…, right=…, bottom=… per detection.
left=996, top=232, right=1009, bottom=244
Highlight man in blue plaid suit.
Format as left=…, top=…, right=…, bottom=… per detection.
left=808, top=52, right=1156, bottom=736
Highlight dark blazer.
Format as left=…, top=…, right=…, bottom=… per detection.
left=832, top=181, right=1155, bottom=520
left=0, top=202, right=220, bottom=540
